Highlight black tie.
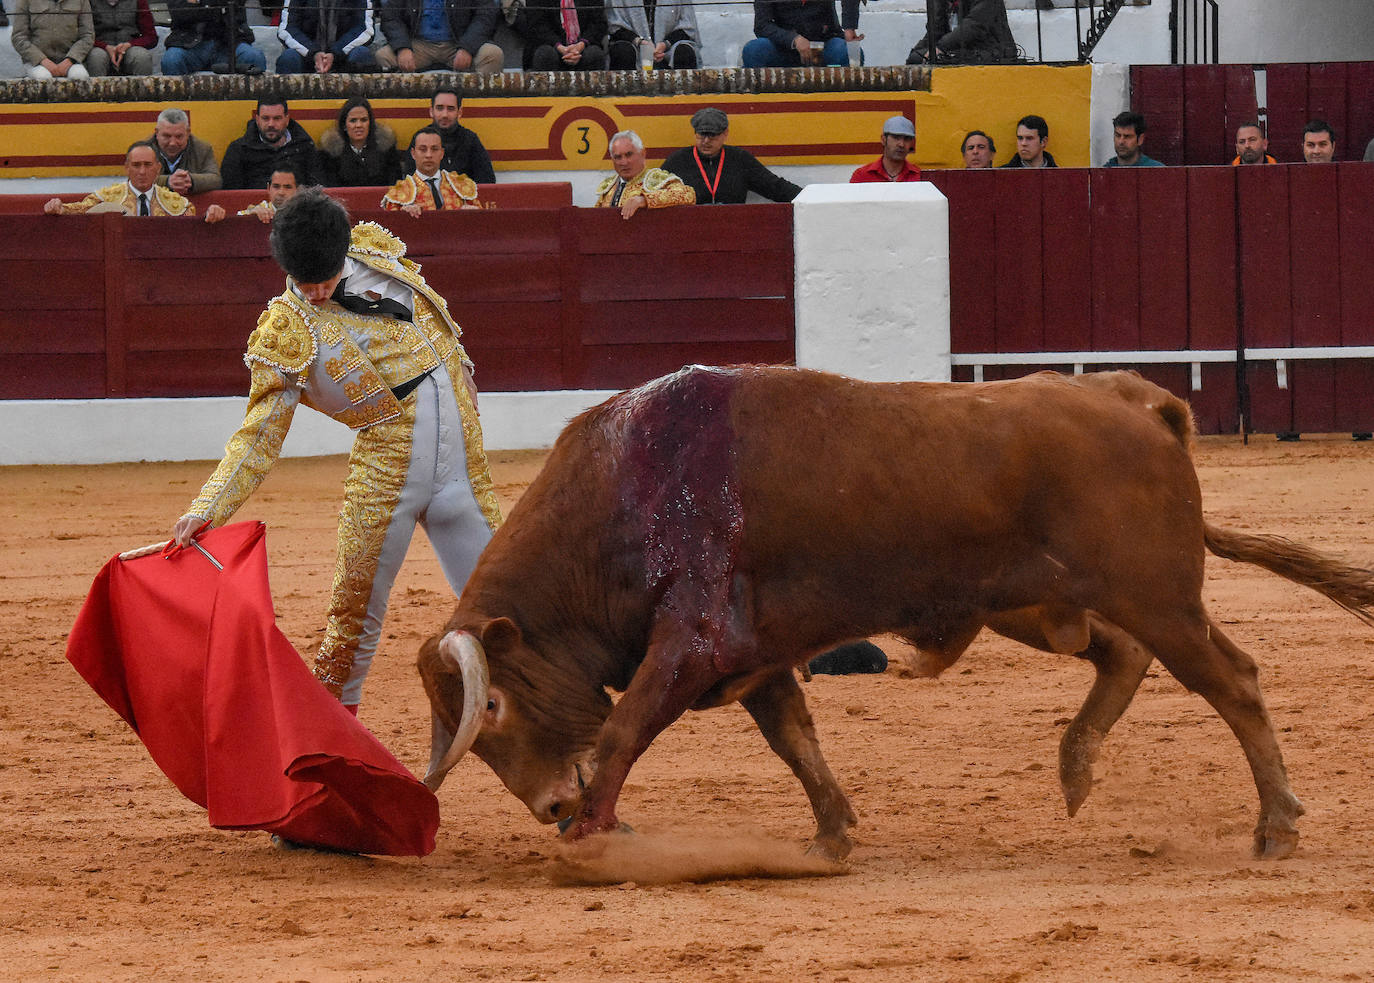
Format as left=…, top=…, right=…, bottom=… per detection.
left=138, top=193, right=150, bottom=216
left=330, top=279, right=413, bottom=321
left=425, top=177, right=442, bottom=209
left=611, top=179, right=627, bottom=207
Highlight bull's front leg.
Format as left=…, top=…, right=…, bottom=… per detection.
left=562, top=625, right=721, bottom=842
left=741, top=670, right=857, bottom=860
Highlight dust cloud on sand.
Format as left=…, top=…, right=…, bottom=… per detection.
left=550, top=825, right=849, bottom=886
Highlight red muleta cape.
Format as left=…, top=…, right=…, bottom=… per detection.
left=66, top=521, right=439, bottom=856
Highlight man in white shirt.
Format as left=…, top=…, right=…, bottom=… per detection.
left=381, top=126, right=481, bottom=214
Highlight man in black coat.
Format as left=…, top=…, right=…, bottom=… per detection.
left=516, top=0, right=608, bottom=71
left=907, top=0, right=1016, bottom=64
left=401, top=87, right=495, bottom=184
left=220, top=96, right=317, bottom=190
left=661, top=107, right=801, bottom=205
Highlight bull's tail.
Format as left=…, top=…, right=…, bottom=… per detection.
left=1205, top=522, right=1374, bottom=627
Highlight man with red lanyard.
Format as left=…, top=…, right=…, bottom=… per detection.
left=662, top=107, right=802, bottom=205
left=849, top=115, right=921, bottom=183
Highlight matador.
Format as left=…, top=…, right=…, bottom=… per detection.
left=172, top=188, right=501, bottom=711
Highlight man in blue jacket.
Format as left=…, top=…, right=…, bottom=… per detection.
left=276, top=0, right=378, bottom=73
left=376, top=0, right=504, bottom=75
left=742, top=0, right=856, bottom=68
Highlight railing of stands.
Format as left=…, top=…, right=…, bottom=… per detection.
left=1170, top=0, right=1220, bottom=65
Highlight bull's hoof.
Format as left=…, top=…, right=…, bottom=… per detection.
left=1253, top=825, right=1298, bottom=860
left=808, top=832, right=854, bottom=862
left=1060, top=778, right=1091, bottom=819
left=1058, top=723, right=1103, bottom=818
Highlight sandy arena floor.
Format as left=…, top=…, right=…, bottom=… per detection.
left=3, top=436, right=1374, bottom=982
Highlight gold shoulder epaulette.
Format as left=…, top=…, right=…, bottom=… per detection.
left=378, top=177, right=418, bottom=209
left=594, top=175, right=616, bottom=198
left=96, top=183, right=126, bottom=203
left=155, top=185, right=193, bottom=216
left=352, top=221, right=407, bottom=259
left=448, top=172, right=479, bottom=201
left=640, top=168, right=678, bottom=192
left=244, top=297, right=315, bottom=374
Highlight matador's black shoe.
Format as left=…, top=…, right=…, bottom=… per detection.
left=807, top=641, right=889, bottom=676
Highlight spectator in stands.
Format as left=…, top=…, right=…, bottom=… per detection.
left=1000, top=114, right=1056, bottom=168
left=317, top=97, right=404, bottom=188
left=237, top=165, right=303, bottom=223
left=906, top=0, right=1015, bottom=65
left=148, top=107, right=223, bottom=194
left=850, top=115, right=921, bottom=183
left=516, top=0, right=608, bottom=71
left=1301, top=119, right=1336, bottom=164
left=161, top=0, right=266, bottom=75
left=1104, top=111, right=1163, bottom=167
left=276, top=0, right=378, bottom=74
left=376, top=0, right=503, bottom=75
left=1232, top=122, right=1276, bottom=165
left=961, top=129, right=995, bottom=168
left=85, top=0, right=155, bottom=76
left=402, top=87, right=496, bottom=184
left=382, top=126, right=482, bottom=214
left=742, top=0, right=848, bottom=68
left=44, top=143, right=196, bottom=216
left=607, top=0, right=698, bottom=69
left=11, top=0, right=93, bottom=79
left=594, top=130, right=694, bottom=218
left=221, top=96, right=317, bottom=191
left=661, top=107, right=801, bottom=205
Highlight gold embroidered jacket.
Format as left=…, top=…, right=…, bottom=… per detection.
left=58, top=182, right=195, bottom=216
left=187, top=221, right=490, bottom=528
left=380, top=171, right=481, bottom=211
left=593, top=168, right=696, bottom=209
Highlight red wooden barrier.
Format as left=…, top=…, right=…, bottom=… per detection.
left=0, top=203, right=792, bottom=400
left=0, top=182, right=574, bottom=216
left=8, top=166, right=1374, bottom=437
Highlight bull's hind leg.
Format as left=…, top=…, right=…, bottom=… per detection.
left=1056, top=620, right=1154, bottom=816
left=986, top=609, right=1154, bottom=817
left=740, top=670, right=858, bottom=860
left=1129, top=612, right=1304, bottom=858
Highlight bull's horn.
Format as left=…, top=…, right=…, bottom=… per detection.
left=422, top=630, right=489, bottom=792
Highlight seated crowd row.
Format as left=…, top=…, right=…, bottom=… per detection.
left=7, top=0, right=1012, bottom=79
left=39, top=91, right=1370, bottom=222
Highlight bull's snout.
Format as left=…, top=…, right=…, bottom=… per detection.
left=527, top=758, right=592, bottom=825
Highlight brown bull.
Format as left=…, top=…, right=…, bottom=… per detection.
left=418, top=365, right=1374, bottom=860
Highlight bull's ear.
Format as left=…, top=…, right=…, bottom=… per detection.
left=480, top=616, right=522, bottom=653
left=416, top=633, right=462, bottom=733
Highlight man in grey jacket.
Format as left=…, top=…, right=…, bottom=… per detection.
left=147, top=107, right=223, bottom=195
left=11, top=0, right=94, bottom=79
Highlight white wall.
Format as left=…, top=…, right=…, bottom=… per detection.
left=792, top=182, right=951, bottom=384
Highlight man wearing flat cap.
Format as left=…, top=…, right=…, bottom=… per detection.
left=662, top=107, right=803, bottom=205
left=850, top=115, right=922, bottom=183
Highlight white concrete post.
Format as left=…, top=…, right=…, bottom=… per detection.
left=792, top=182, right=951, bottom=383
